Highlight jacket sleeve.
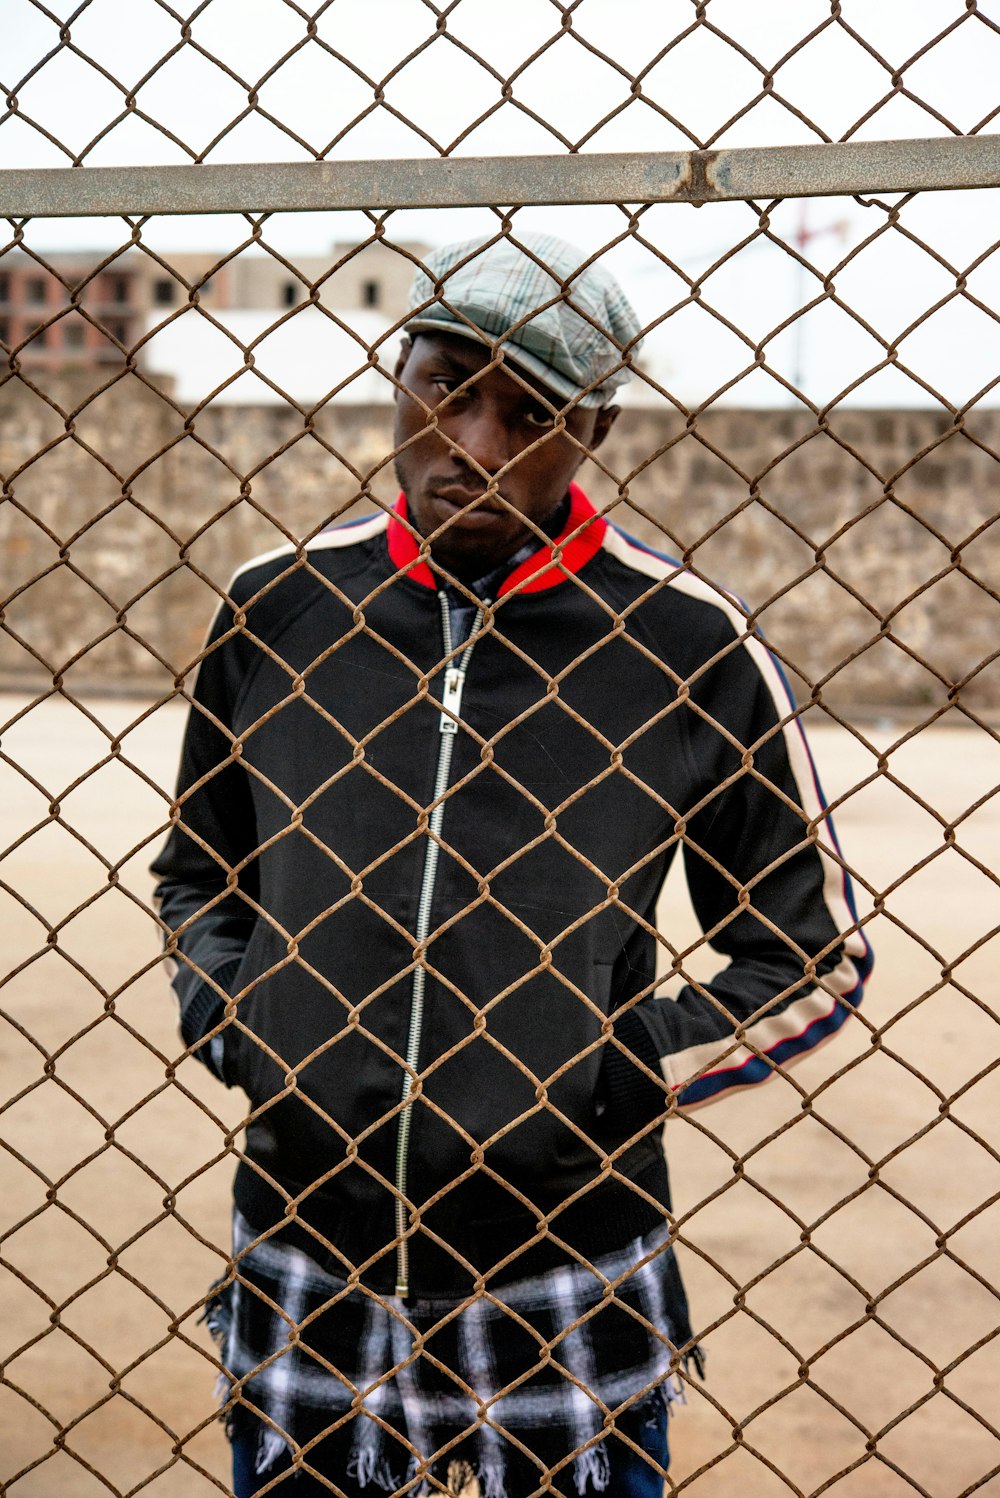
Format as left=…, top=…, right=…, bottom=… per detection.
left=603, top=616, right=872, bottom=1119
left=150, top=590, right=260, bottom=1081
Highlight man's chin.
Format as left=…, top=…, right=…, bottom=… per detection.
left=426, top=523, right=529, bottom=581
left=404, top=497, right=517, bottom=574
left=426, top=541, right=507, bottom=581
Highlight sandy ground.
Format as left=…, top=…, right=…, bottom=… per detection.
left=1, top=691, right=998, bottom=1498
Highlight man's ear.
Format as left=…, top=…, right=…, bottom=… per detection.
left=590, top=404, right=619, bottom=452
left=394, top=336, right=412, bottom=383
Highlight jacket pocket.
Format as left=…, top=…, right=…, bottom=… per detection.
left=221, top=919, right=266, bottom=1090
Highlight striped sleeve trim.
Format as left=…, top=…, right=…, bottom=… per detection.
left=183, top=510, right=391, bottom=693
left=602, top=524, right=873, bottom=1105
left=224, top=508, right=390, bottom=596
left=663, top=978, right=863, bottom=1108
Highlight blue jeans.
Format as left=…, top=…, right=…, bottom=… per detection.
left=232, top=1394, right=669, bottom=1497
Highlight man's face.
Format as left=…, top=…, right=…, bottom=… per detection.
left=393, top=333, right=617, bottom=579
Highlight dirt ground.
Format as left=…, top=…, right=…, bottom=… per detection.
left=1, top=691, right=998, bottom=1498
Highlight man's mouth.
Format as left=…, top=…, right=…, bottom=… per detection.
left=431, top=486, right=508, bottom=518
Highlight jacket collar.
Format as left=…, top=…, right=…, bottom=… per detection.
left=385, top=482, right=607, bottom=595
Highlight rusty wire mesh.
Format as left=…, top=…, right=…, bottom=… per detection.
left=3, top=0, right=1000, bottom=163
left=2, top=3, right=1000, bottom=1497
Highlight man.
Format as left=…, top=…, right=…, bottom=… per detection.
left=152, top=233, right=871, bottom=1496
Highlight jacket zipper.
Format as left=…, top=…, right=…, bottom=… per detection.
left=394, top=590, right=485, bottom=1298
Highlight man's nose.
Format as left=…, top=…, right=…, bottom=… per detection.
left=449, top=404, right=515, bottom=475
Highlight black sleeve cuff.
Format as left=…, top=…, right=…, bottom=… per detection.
left=179, top=958, right=242, bottom=1073
left=601, top=1009, right=667, bottom=1131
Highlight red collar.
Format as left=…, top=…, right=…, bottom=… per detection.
left=385, top=482, right=607, bottom=594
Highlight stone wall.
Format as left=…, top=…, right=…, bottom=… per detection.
left=1, top=371, right=997, bottom=712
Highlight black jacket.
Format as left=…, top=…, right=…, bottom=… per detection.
left=151, top=486, right=871, bottom=1304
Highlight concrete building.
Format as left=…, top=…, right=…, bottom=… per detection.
left=0, top=240, right=427, bottom=387
left=135, top=240, right=427, bottom=405
left=218, top=240, right=426, bottom=318
left=0, top=251, right=146, bottom=374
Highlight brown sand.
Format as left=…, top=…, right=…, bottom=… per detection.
left=1, top=693, right=997, bottom=1497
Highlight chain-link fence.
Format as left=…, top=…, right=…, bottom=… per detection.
left=2, top=4, right=999, bottom=1496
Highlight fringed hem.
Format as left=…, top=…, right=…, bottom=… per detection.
left=573, top=1442, right=611, bottom=1494
left=255, top=1425, right=290, bottom=1477
left=347, top=1448, right=400, bottom=1491
left=342, top=1437, right=619, bottom=1496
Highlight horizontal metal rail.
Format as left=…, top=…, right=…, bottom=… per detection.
left=1, top=135, right=999, bottom=217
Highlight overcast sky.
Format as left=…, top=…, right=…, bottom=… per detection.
left=3, top=0, right=999, bottom=407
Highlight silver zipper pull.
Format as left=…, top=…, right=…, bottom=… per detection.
left=440, top=666, right=464, bottom=735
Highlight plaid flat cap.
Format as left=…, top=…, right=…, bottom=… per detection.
left=404, top=233, right=643, bottom=408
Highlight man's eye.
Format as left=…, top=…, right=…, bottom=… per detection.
left=524, top=407, right=556, bottom=429
left=429, top=374, right=475, bottom=401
